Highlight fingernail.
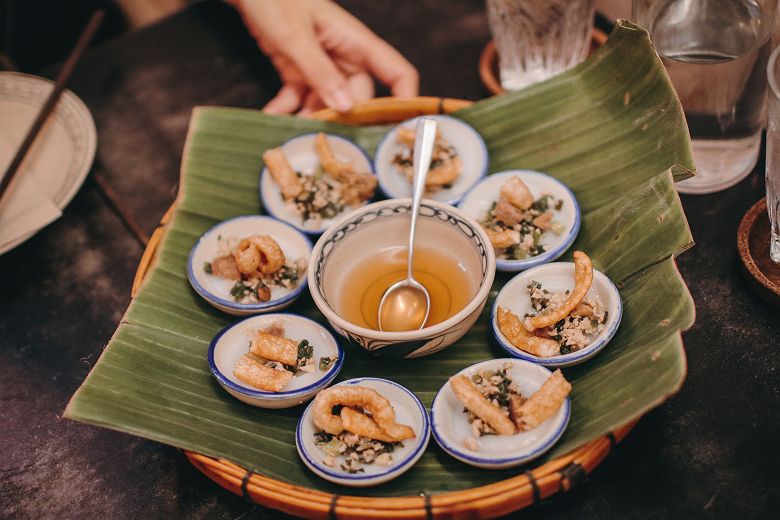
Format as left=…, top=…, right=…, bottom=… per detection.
left=327, top=88, right=353, bottom=112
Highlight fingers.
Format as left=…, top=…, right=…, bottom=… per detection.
left=363, top=37, right=419, bottom=97
left=263, top=83, right=307, bottom=114
left=347, top=71, right=375, bottom=103
left=297, top=91, right=326, bottom=116
left=284, top=36, right=353, bottom=112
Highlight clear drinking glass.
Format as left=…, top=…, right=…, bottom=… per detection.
left=766, top=45, right=780, bottom=262
left=634, top=0, right=777, bottom=194
left=486, top=0, right=596, bottom=91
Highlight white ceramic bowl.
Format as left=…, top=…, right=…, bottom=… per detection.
left=296, top=377, right=430, bottom=487
left=259, top=132, right=374, bottom=235
left=208, top=313, right=344, bottom=408
left=491, top=261, right=623, bottom=368
left=308, top=198, right=496, bottom=358
left=431, top=358, right=570, bottom=469
left=373, top=115, right=488, bottom=206
left=458, top=170, right=581, bottom=272
left=187, top=215, right=312, bottom=316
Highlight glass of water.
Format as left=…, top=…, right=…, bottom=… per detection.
left=486, top=0, right=596, bottom=91
left=634, top=0, right=777, bottom=194
left=766, top=46, right=780, bottom=262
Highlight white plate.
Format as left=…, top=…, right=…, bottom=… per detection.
left=296, top=377, right=430, bottom=486
left=188, top=215, right=312, bottom=316
left=492, top=262, right=623, bottom=368
left=458, top=170, right=581, bottom=272
left=208, top=313, right=344, bottom=408
left=259, top=133, right=374, bottom=235
left=431, top=358, right=570, bottom=469
left=0, top=72, right=96, bottom=255
left=373, top=114, right=488, bottom=205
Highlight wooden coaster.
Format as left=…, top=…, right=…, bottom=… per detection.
left=737, top=198, right=780, bottom=308
left=479, top=28, right=609, bottom=95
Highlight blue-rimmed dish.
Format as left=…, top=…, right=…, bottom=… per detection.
left=296, top=377, right=430, bottom=487
left=208, top=313, right=344, bottom=409
left=187, top=215, right=312, bottom=316
left=431, top=358, right=570, bottom=469
left=492, top=261, right=623, bottom=368
left=458, top=170, right=581, bottom=272
left=259, top=132, right=374, bottom=235
left=373, top=114, right=488, bottom=206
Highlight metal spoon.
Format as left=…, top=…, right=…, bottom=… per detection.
left=378, top=117, right=438, bottom=332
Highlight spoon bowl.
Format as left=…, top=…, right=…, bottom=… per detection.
left=378, top=279, right=430, bottom=332
left=378, top=117, right=438, bottom=332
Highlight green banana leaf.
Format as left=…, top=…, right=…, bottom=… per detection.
left=65, top=20, right=696, bottom=496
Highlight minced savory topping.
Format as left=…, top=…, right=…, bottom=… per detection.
left=249, top=338, right=317, bottom=375
left=463, top=364, right=526, bottom=442
left=525, top=281, right=607, bottom=354
left=391, top=128, right=461, bottom=192
left=314, top=430, right=403, bottom=474
left=482, top=194, right=565, bottom=261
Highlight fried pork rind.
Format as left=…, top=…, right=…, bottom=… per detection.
left=250, top=331, right=298, bottom=366
left=312, top=385, right=415, bottom=441
left=396, top=127, right=461, bottom=188
left=511, top=369, right=571, bottom=432
left=233, top=354, right=293, bottom=392
left=339, top=407, right=397, bottom=442
left=497, top=307, right=560, bottom=357
left=486, top=228, right=520, bottom=249
left=425, top=155, right=462, bottom=188
left=314, top=132, right=377, bottom=204
left=315, top=132, right=352, bottom=180
left=233, top=235, right=286, bottom=276
left=500, top=176, right=534, bottom=210
left=524, top=250, right=594, bottom=331
left=449, top=375, right=516, bottom=435
left=263, top=147, right=304, bottom=200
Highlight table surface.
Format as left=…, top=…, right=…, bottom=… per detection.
left=2, top=2, right=778, bottom=518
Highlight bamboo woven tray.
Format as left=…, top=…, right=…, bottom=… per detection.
left=130, top=97, right=638, bottom=519
left=67, top=21, right=696, bottom=520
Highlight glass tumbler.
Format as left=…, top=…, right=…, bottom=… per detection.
left=766, top=45, right=780, bottom=262
left=634, top=0, right=777, bottom=194
left=486, top=0, right=596, bottom=91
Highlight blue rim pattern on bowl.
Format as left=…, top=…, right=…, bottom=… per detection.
left=373, top=114, right=488, bottom=206
left=259, top=132, right=375, bottom=236
left=295, top=377, right=430, bottom=481
left=458, top=170, right=582, bottom=272
left=207, top=313, right=345, bottom=399
left=491, top=269, right=623, bottom=368
left=187, top=215, right=312, bottom=312
left=430, top=385, right=570, bottom=466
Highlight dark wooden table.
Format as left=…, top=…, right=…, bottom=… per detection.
left=2, top=2, right=778, bottom=518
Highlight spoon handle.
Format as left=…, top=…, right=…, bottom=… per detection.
left=408, top=118, right=438, bottom=281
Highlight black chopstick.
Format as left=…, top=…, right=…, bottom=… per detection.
left=0, top=9, right=104, bottom=203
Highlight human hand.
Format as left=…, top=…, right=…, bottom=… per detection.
left=229, top=0, right=419, bottom=115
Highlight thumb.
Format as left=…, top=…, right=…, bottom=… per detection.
left=285, top=36, right=353, bottom=112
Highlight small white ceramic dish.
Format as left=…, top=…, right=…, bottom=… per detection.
left=491, top=261, right=622, bottom=368
left=208, top=313, right=344, bottom=408
left=373, top=114, right=488, bottom=206
left=458, top=170, right=581, bottom=272
left=296, top=377, right=430, bottom=486
left=259, top=132, right=374, bottom=235
left=431, top=358, right=570, bottom=469
left=308, top=198, right=496, bottom=358
left=188, top=215, right=312, bottom=316
left=0, top=72, right=96, bottom=255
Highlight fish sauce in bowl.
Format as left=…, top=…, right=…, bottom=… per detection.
left=338, top=245, right=474, bottom=330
